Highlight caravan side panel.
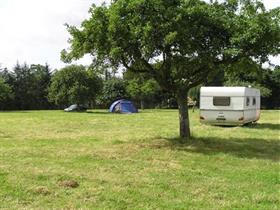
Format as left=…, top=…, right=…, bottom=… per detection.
left=200, top=110, right=244, bottom=125
left=200, top=96, right=245, bottom=124
left=242, top=90, right=261, bottom=122
left=200, top=96, right=244, bottom=110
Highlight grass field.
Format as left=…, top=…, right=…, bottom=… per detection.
left=0, top=109, right=279, bottom=209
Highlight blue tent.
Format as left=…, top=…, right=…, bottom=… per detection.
left=109, top=99, right=138, bottom=113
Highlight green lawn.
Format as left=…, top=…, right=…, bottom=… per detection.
left=0, top=109, right=279, bottom=209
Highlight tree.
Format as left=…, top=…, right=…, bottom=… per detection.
left=97, top=77, right=128, bottom=107
left=48, top=65, right=102, bottom=107
left=29, top=64, right=53, bottom=109
left=261, top=66, right=280, bottom=108
left=127, top=78, right=159, bottom=109
left=62, top=0, right=280, bottom=140
left=1, top=63, right=53, bottom=110
left=224, top=58, right=272, bottom=97
left=125, top=71, right=160, bottom=109
left=7, top=63, right=53, bottom=110
left=0, top=67, right=15, bottom=110
left=0, top=76, right=13, bottom=109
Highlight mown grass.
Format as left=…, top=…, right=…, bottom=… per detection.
left=0, top=109, right=279, bottom=209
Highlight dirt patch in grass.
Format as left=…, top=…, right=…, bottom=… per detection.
left=34, top=186, right=51, bottom=195
left=58, top=180, right=79, bottom=188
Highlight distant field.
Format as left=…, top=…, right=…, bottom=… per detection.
left=0, top=109, right=279, bottom=209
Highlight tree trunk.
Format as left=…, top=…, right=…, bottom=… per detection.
left=177, top=93, right=191, bottom=141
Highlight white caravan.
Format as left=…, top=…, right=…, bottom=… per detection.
left=199, top=87, right=260, bottom=125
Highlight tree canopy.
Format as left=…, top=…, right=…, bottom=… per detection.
left=124, top=71, right=160, bottom=109
left=0, top=77, right=13, bottom=103
left=48, top=65, right=102, bottom=107
left=97, top=77, right=128, bottom=107
left=62, top=0, right=280, bottom=139
left=0, top=63, right=52, bottom=110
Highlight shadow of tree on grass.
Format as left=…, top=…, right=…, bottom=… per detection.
left=246, top=123, right=280, bottom=131
left=150, top=136, right=280, bottom=161
left=86, top=111, right=111, bottom=114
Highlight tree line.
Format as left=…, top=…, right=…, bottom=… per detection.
left=0, top=63, right=164, bottom=110
left=0, top=62, right=279, bottom=111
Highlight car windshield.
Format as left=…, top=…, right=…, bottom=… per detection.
left=68, top=104, right=77, bottom=109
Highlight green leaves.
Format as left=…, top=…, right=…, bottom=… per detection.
left=48, top=65, right=102, bottom=106
left=97, top=77, right=128, bottom=107
left=164, top=32, right=178, bottom=45
left=0, top=77, right=13, bottom=102
left=62, top=0, right=279, bottom=82
left=126, top=78, right=159, bottom=99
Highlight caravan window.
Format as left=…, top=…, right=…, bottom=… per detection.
left=246, top=97, right=250, bottom=106
left=252, top=97, right=256, bottom=106
left=213, top=97, right=230, bottom=106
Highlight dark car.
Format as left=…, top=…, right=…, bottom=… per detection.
left=64, top=104, right=87, bottom=112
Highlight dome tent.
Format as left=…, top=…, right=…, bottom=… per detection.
left=109, top=99, right=138, bottom=113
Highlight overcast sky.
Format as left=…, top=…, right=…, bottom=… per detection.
left=0, top=0, right=279, bottom=70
